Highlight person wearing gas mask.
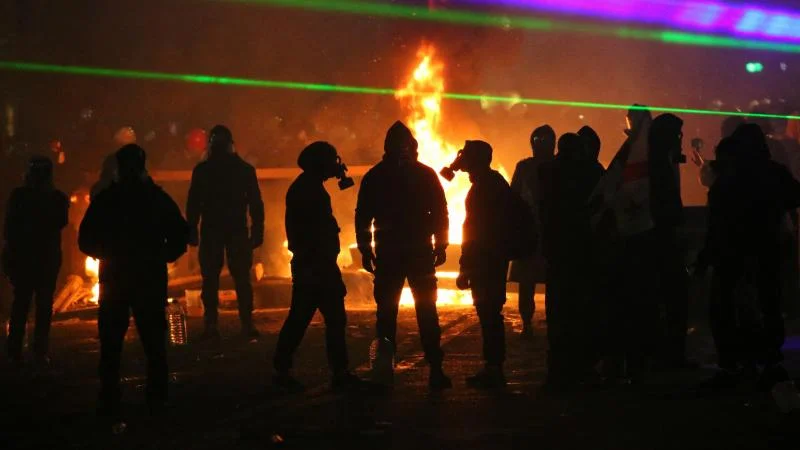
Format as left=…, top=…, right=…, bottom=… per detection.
left=273, top=142, right=363, bottom=392
left=450, top=141, right=515, bottom=388
left=186, top=125, right=265, bottom=340
left=538, top=134, right=604, bottom=389
left=79, top=144, right=188, bottom=422
left=588, top=105, right=658, bottom=383
left=3, top=156, right=69, bottom=365
left=355, top=121, right=452, bottom=390
left=508, top=125, right=554, bottom=339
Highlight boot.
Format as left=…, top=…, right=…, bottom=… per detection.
left=466, top=364, right=506, bottom=389
left=520, top=323, right=534, bottom=340
left=273, top=371, right=305, bottom=393
left=371, top=343, right=394, bottom=386
left=429, top=364, right=453, bottom=390
left=332, top=371, right=368, bottom=392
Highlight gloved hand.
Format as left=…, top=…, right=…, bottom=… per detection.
left=456, top=272, right=471, bottom=290
left=250, top=233, right=264, bottom=249
left=361, top=249, right=377, bottom=274
left=188, top=227, right=199, bottom=247
left=433, top=246, right=447, bottom=267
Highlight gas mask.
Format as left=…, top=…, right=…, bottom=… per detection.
left=335, top=156, right=355, bottom=190
left=439, top=149, right=465, bottom=182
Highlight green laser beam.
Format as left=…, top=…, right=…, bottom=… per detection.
left=1, top=60, right=798, bottom=121
left=214, top=0, right=800, bottom=54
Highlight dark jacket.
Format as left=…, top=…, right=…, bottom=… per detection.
left=461, top=169, right=513, bottom=272
left=704, top=159, right=800, bottom=266
left=285, top=172, right=341, bottom=265
left=355, top=157, right=448, bottom=255
left=3, top=186, right=69, bottom=276
left=79, top=179, right=188, bottom=300
left=539, top=154, right=604, bottom=264
left=186, top=153, right=264, bottom=238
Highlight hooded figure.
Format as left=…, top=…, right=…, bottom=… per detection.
left=3, top=156, right=69, bottom=363
left=701, top=123, right=800, bottom=389
left=647, top=114, right=693, bottom=367
left=508, top=125, right=554, bottom=338
left=186, top=125, right=265, bottom=339
left=355, top=120, right=451, bottom=390
left=538, top=133, right=604, bottom=387
left=273, top=142, right=364, bottom=392
left=79, top=144, right=188, bottom=422
left=587, top=105, right=658, bottom=383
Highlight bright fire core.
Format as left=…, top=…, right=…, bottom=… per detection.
left=396, top=45, right=477, bottom=307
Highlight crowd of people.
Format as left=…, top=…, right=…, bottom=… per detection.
left=3, top=105, right=800, bottom=425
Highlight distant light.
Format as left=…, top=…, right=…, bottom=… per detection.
left=746, top=61, right=764, bottom=72
left=781, top=62, right=788, bottom=71
left=578, top=114, right=585, bottom=120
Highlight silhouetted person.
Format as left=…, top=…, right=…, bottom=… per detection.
left=538, top=134, right=603, bottom=388
left=3, top=156, right=68, bottom=364
left=355, top=121, right=451, bottom=390
left=648, top=114, right=692, bottom=368
left=186, top=125, right=264, bottom=339
left=508, top=125, right=554, bottom=338
left=79, top=144, right=188, bottom=421
left=273, top=142, right=363, bottom=391
left=451, top=141, right=514, bottom=388
left=589, top=105, right=657, bottom=383
left=578, top=125, right=602, bottom=164
left=90, top=154, right=118, bottom=201
left=700, top=124, right=800, bottom=389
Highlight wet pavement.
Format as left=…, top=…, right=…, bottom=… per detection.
left=2, top=299, right=800, bottom=449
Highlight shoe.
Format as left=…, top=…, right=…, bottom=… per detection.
left=429, top=365, right=453, bottom=390
left=199, top=326, right=221, bottom=342
left=332, top=371, right=368, bottom=392
left=698, top=369, right=741, bottom=392
left=32, top=354, right=51, bottom=369
left=466, top=365, right=507, bottom=389
left=520, top=325, right=534, bottom=341
left=273, top=373, right=305, bottom=393
left=371, top=348, right=395, bottom=386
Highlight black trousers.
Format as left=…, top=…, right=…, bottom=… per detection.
left=199, top=232, right=253, bottom=326
left=711, top=255, right=784, bottom=369
left=653, top=227, right=690, bottom=365
left=607, top=232, right=659, bottom=378
left=373, top=251, right=443, bottom=365
left=545, top=260, right=592, bottom=380
left=7, top=265, right=59, bottom=358
left=97, top=282, right=168, bottom=416
left=274, top=263, right=348, bottom=373
left=471, top=259, right=509, bottom=366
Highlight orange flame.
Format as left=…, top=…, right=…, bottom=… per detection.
left=85, top=257, right=100, bottom=304
left=396, top=44, right=476, bottom=307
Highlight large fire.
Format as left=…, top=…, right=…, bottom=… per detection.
left=396, top=45, right=476, bottom=307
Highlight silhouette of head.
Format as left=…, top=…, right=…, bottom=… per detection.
left=208, top=125, right=234, bottom=157
left=530, top=125, right=556, bottom=158
left=649, top=113, right=684, bottom=161
left=25, top=155, right=54, bottom=188
left=384, top=121, right=418, bottom=161
left=298, top=141, right=339, bottom=179
left=577, top=126, right=601, bottom=161
left=557, top=133, right=584, bottom=161
left=459, top=140, right=493, bottom=174
left=721, top=116, right=746, bottom=139
left=732, top=123, right=770, bottom=162
left=625, top=104, right=652, bottom=138
left=115, top=144, right=147, bottom=182
left=714, top=136, right=739, bottom=164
